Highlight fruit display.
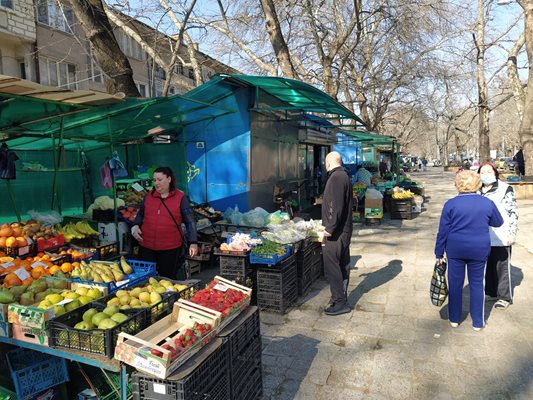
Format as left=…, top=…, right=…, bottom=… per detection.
left=0, top=255, right=77, bottom=288
left=119, top=189, right=145, bottom=205
left=73, top=305, right=130, bottom=330
left=219, top=232, right=262, bottom=252
left=0, top=222, right=29, bottom=249
left=54, top=221, right=99, bottom=242
left=114, top=299, right=221, bottom=378
left=392, top=187, right=415, bottom=199
left=189, top=276, right=251, bottom=322
left=118, top=206, right=139, bottom=224
left=70, top=256, right=133, bottom=283
left=250, top=240, right=286, bottom=256
left=36, top=286, right=103, bottom=314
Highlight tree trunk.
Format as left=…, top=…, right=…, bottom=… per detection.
left=507, top=32, right=526, bottom=120
left=518, top=0, right=533, bottom=176
left=68, top=0, right=140, bottom=97
left=260, top=0, right=298, bottom=79
left=475, top=0, right=490, bottom=162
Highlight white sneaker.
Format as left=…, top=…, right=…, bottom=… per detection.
left=472, top=326, right=483, bottom=332
left=450, top=322, right=459, bottom=328
left=494, top=299, right=510, bottom=310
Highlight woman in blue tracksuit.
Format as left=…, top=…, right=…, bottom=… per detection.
left=435, top=170, right=503, bottom=331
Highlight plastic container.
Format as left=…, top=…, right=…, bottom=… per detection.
left=131, top=339, right=230, bottom=400
left=71, top=260, right=156, bottom=295
left=219, top=254, right=250, bottom=280
left=249, top=245, right=291, bottom=266
left=256, top=258, right=298, bottom=314
left=218, top=307, right=260, bottom=364
left=0, top=385, right=17, bottom=400
left=6, top=348, right=69, bottom=399
left=47, top=302, right=148, bottom=358
left=228, top=338, right=262, bottom=400
left=78, top=365, right=130, bottom=400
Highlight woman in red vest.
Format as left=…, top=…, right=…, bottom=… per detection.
left=132, top=167, right=198, bottom=279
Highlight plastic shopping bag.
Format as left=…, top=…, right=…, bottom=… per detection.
left=430, top=260, right=448, bottom=306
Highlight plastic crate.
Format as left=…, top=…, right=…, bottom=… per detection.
left=238, top=365, right=263, bottom=400
left=6, top=348, right=69, bottom=400
left=219, top=254, right=250, bottom=280
left=297, top=266, right=313, bottom=295
left=0, top=242, right=36, bottom=258
left=311, top=256, right=323, bottom=282
left=71, top=260, right=157, bottom=294
left=185, top=242, right=213, bottom=262
left=257, top=260, right=297, bottom=313
left=131, top=339, right=230, bottom=400
left=47, top=302, right=148, bottom=358
left=92, top=242, right=120, bottom=260
left=249, top=245, right=291, bottom=265
left=92, top=209, right=115, bottom=222
left=228, top=338, right=262, bottom=400
left=79, top=365, right=131, bottom=400
left=0, top=385, right=17, bottom=400
left=218, top=307, right=260, bottom=363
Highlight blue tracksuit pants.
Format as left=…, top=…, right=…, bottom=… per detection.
left=448, top=258, right=486, bottom=328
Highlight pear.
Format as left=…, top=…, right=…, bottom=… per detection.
left=111, top=270, right=125, bottom=282
left=120, top=257, right=133, bottom=274
left=150, top=292, right=162, bottom=305
left=115, top=290, right=129, bottom=298
left=92, top=272, right=103, bottom=283
left=19, top=292, right=35, bottom=306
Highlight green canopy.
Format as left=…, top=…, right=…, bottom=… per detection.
left=340, top=130, right=396, bottom=144
left=0, top=79, right=234, bottom=151
left=185, top=74, right=365, bottom=124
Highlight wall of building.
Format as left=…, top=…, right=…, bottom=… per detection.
left=0, top=0, right=35, bottom=42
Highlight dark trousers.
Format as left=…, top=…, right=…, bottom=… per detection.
left=485, top=246, right=512, bottom=302
left=139, top=246, right=186, bottom=280
left=448, top=258, right=486, bottom=328
left=323, top=231, right=351, bottom=304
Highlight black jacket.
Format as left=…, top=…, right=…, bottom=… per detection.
left=322, top=166, right=353, bottom=239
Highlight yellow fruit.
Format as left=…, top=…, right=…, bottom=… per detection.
left=75, top=287, right=89, bottom=296
left=129, top=298, right=141, bottom=307
left=129, top=287, right=142, bottom=298
left=45, top=294, right=63, bottom=305
left=138, top=292, right=151, bottom=304
left=87, top=288, right=102, bottom=299
left=150, top=292, right=162, bottom=305
left=119, top=295, right=131, bottom=306
left=107, top=297, right=121, bottom=306
left=78, top=295, right=93, bottom=305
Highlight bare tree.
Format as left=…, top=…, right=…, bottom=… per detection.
left=66, top=0, right=140, bottom=96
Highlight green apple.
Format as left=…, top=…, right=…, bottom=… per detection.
left=74, top=321, right=93, bottom=330
left=98, top=318, right=118, bottom=330
left=64, top=292, right=80, bottom=300
left=65, top=299, right=81, bottom=312
left=78, top=295, right=93, bottom=306
left=110, top=312, right=129, bottom=324
left=75, top=287, right=89, bottom=296
left=83, top=308, right=99, bottom=324
left=102, top=305, right=120, bottom=316
left=91, top=312, right=109, bottom=327
left=86, top=288, right=102, bottom=299
left=53, top=305, right=66, bottom=316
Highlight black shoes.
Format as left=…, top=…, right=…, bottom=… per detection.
left=324, top=302, right=351, bottom=316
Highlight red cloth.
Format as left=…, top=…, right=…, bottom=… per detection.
left=140, top=190, right=185, bottom=251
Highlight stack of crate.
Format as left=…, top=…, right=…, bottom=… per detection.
left=256, top=254, right=297, bottom=314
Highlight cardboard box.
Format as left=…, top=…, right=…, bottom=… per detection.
left=11, top=323, right=49, bottom=346
left=115, top=300, right=221, bottom=379
left=365, top=198, right=383, bottom=218
left=0, top=304, right=8, bottom=322
left=8, top=303, right=55, bottom=329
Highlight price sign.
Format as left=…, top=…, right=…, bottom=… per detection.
left=13, top=267, right=31, bottom=281
left=213, top=283, right=228, bottom=292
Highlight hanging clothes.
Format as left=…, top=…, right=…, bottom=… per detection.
left=0, top=143, right=19, bottom=180
left=108, top=151, right=128, bottom=178
left=100, top=161, right=113, bottom=189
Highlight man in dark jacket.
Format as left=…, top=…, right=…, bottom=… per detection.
left=322, top=152, right=353, bottom=315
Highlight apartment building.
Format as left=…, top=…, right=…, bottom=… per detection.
left=0, top=0, right=236, bottom=96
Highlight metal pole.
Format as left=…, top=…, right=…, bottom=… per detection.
left=6, top=180, right=21, bottom=221
left=108, top=116, right=121, bottom=251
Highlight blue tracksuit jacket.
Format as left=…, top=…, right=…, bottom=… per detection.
left=435, top=193, right=503, bottom=260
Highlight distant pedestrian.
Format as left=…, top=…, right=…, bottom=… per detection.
left=513, top=148, right=525, bottom=176
left=422, top=158, right=428, bottom=171
left=478, top=162, right=518, bottom=310
left=418, top=159, right=422, bottom=171
left=354, top=165, right=372, bottom=186
left=322, top=152, right=353, bottom=316
left=435, top=170, right=503, bottom=331
left=379, top=160, right=388, bottom=178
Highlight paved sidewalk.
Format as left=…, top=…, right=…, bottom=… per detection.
left=261, top=168, right=533, bottom=400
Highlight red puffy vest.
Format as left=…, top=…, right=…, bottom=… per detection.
left=140, top=190, right=185, bottom=251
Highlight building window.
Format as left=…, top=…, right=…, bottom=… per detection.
left=169, top=87, right=175, bottom=95
left=39, top=57, right=77, bottom=89
left=37, top=1, right=75, bottom=34
left=154, top=65, right=166, bottom=80
left=175, top=62, right=183, bottom=75
left=116, top=30, right=147, bottom=61
left=0, top=0, right=13, bottom=9
left=19, top=61, right=26, bottom=79
left=188, top=69, right=194, bottom=80
left=136, top=82, right=147, bottom=97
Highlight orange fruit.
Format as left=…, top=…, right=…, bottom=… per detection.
left=4, top=273, right=22, bottom=288
left=60, top=262, right=73, bottom=273
left=22, top=277, right=33, bottom=285
left=5, top=236, right=17, bottom=248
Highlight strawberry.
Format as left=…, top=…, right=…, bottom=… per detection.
left=151, top=348, right=163, bottom=357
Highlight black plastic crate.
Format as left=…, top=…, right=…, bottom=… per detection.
left=311, top=255, right=323, bottom=282
left=257, top=281, right=298, bottom=314
left=218, top=307, right=260, bottom=363
left=131, top=339, right=230, bottom=400
left=257, top=259, right=297, bottom=289
left=47, top=302, right=147, bottom=358
left=219, top=254, right=250, bottom=280
left=239, top=365, right=263, bottom=400
left=92, top=209, right=115, bottom=222
left=229, top=338, right=262, bottom=400
left=297, top=266, right=313, bottom=295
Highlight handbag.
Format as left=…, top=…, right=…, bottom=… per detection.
left=159, top=197, right=188, bottom=256
left=430, top=260, right=448, bottom=306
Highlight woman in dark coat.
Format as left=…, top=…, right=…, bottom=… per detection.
left=435, top=170, right=503, bottom=331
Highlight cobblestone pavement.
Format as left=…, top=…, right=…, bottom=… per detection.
left=260, top=168, right=533, bottom=400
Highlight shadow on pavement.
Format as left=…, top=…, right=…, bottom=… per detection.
left=350, top=254, right=362, bottom=270
left=261, top=334, right=320, bottom=398
left=348, top=260, right=403, bottom=308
